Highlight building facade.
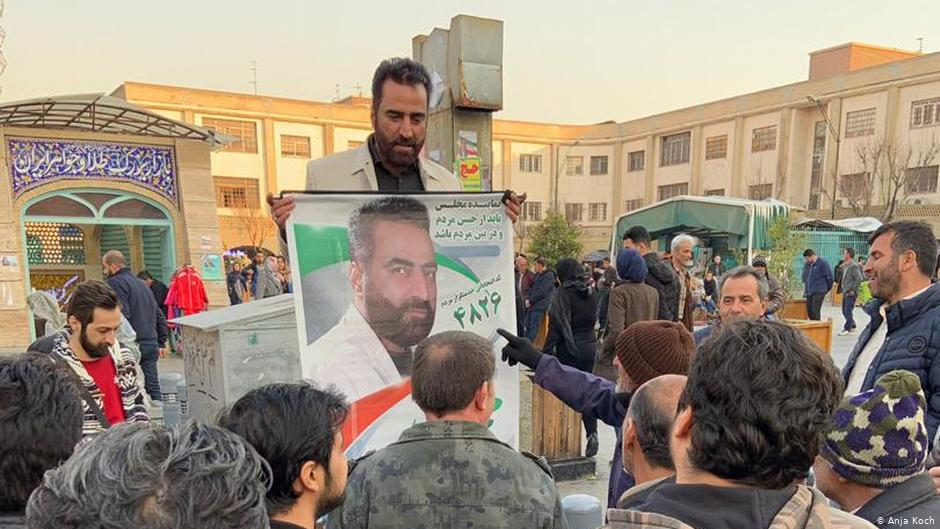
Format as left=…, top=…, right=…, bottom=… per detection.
left=117, top=42, right=940, bottom=256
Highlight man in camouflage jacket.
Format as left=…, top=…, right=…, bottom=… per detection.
left=327, top=331, right=566, bottom=529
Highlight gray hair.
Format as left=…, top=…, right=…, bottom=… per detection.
left=670, top=234, right=697, bottom=251
left=101, top=249, right=126, bottom=267
left=412, top=331, right=495, bottom=416
left=718, top=266, right=769, bottom=301
left=26, top=421, right=272, bottom=529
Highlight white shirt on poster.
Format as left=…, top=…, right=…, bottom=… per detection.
left=303, top=305, right=402, bottom=401
left=844, top=284, right=933, bottom=396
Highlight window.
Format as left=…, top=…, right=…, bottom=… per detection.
left=911, top=99, right=940, bottom=129
left=590, top=156, right=609, bottom=175
left=704, top=188, right=725, bottom=197
left=748, top=183, right=773, bottom=200
left=214, top=176, right=260, bottom=209
left=751, top=126, right=777, bottom=152
left=845, top=108, right=876, bottom=138
left=809, top=121, right=827, bottom=210
left=588, top=203, right=607, bottom=222
left=347, top=140, right=364, bottom=150
left=280, top=135, right=311, bottom=158
left=905, top=165, right=939, bottom=194
left=565, top=156, right=583, bottom=176
left=522, top=201, right=543, bottom=222
left=657, top=183, right=689, bottom=201
left=565, top=203, right=584, bottom=223
left=201, top=118, right=258, bottom=153
left=519, top=154, right=543, bottom=173
left=660, top=132, right=691, bottom=166
left=25, top=223, right=86, bottom=266
left=628, top=151, right=645, bottom=172
left=624, top=198, right=644, bottom=212
left=705, top=135, right=728, bottom=160
left=840, top=172, right=870, bottom=200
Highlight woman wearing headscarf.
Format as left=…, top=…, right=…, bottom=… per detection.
left=543, top=257, right=600, bottom=456
left=595, top=249, right=660, bottom=384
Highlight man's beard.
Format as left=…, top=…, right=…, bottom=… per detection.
left=869, top=258, right=901, bottom=301
left=80, top=326, right=112, bottom=359
left=364, top=288, right=435, bottom=349
left=375, top=130, right=421, bottom=168
left=316, top=472, right=346, bottom=517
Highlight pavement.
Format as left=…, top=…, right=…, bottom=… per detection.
left=159, top=302, right=868, bottom=509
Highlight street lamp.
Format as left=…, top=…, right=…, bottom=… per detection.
left=807, top=94, right=842, bottom=219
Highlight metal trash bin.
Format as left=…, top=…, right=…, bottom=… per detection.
left=159, top=373, right=183, bottom=427
left=562, top=494, right=602, bottom=529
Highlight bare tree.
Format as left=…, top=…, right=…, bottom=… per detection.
left=227, top=186, right=275, bottom=250
left=845, top=135, right=940, bottom=222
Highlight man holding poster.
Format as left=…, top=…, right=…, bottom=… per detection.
left=287, top=191, right=518, bottom=458
left=306, top=196, right=437, bottom=400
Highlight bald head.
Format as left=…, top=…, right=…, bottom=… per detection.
left=624, top=374, right=687, bottom=471
left=101, top=250, right=127, bottom=277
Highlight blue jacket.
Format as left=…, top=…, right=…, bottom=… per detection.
left=802, top=257, right=834, bottom=296
left=106, top=268, right=168, bottom=347
left=842, top=283, right=940, bottom=444
left=533, top=354, right=634, bottom=508
left=527, top=270, right=556, bottom=313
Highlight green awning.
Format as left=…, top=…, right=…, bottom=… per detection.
left=613, top=196, right=790, bottom=250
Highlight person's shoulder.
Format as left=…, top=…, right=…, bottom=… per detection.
left=518, top=450, right=555, bottom=480
left=419, top=156, right=459, bottom=184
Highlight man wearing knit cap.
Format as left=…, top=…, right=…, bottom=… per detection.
left=497, top=320, right=694, bottom=510
left=814, top=371, right=939, bottom=527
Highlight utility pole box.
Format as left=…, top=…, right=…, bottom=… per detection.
left=413, top=15, right=503, bottom=192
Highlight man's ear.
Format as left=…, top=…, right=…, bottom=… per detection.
left=672, top=406, right=694, bottom=440
left=349, top=261, right=364, bottom=295
left=473, top=381, right=489, bottom=411
left=623, top=417, right=637, bottom=452
left=293, top=460, right=322, bottom=496
left=900, top=249, right=918, bottom=273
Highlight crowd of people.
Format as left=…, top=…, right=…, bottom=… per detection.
left=226, top=249, right=293, bottom=305
left=2, top=55, right=940, bottom=529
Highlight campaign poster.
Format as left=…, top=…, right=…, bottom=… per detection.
left=287, top=192, right=518, bottom=458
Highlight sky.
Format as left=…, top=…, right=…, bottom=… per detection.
left=2, top=1, right=940, bottom=125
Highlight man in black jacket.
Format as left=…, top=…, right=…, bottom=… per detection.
left=102, top=250, right=167, bottom=401
left=525, top=257, right=556, bottom=342
left=137, top=270, right=169, bottom=319
left=623, top=226, right=678, bottom=321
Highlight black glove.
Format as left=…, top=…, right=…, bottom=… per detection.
left=496, top=328, right=543, bottom=370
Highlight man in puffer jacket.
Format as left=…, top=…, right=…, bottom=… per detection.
left=842, top=221, right=940, bottom=445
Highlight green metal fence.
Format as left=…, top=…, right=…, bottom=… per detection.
left=790, top=229, right=871, bottom=294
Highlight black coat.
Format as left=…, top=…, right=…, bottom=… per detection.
left=106, top=268, right=167, bottom=347
left=643, top=253, right=678, bottom=321
left=149, top=279, right=170, bottom=318
left=544, top=284, right=598, bottom=372
left=527, top=270, right=556, bottom=313
left=856, top=474, right=940, bottom=528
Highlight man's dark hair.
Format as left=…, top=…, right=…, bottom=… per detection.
left=26, top=422, right=272, bottom=529
left=623, top=226, right=651, bottom=245
left=137, top=270, right=154, bottom=281
left=371, top=57, right=432, bottom=112
left=348, top=196, right=431, bottom=265
left=868, top=221, right=938, bottom=278
left=412, top=331, right=495, bottom=416
left=626, top=379, right=678, bottom=471
left=602, top=256, right=611, bottom=263
left=534, top=256, right=548, bottom=267
left=66, top=280, right=120, bottom=327
left=219, top=383, right=348, bottom=516
left=843, top=247, right=856, bottom=259
left=802, top=248, right=815, bottom=257
left=0, top=353, right=83, bottom=511
left=677, top=319, right=843, bottom=489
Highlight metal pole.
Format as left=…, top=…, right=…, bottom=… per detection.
left=808, top=96, right=841, bottom=219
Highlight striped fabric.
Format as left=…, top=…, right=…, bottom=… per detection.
left=51, top=330, right=149, bottom=438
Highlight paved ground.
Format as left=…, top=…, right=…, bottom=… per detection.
left=160, top=302, right=868, bottom=509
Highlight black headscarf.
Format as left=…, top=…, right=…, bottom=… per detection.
left=547, top=258, right=592, bottom=354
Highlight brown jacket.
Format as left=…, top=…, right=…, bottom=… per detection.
left=598, top=281, right=659, bottom=381
left=604, top=485, right=875, bottom=529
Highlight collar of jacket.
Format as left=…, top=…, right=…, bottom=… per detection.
left=605, top=485, right=842, bottom=529
left=394, top=420, right=502, bottom=445
left=855, top=473, right=937, bottom=521
left=616, top=475, right=673, bottom=508
left=863, top=282, right=940, bottom=333
left=358, top=134, right=442, bottom=190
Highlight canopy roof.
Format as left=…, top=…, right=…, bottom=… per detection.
left=793, top=216, right=882, bottom=233
left=612, top=195, right=790, bottom=250
left=0, top=94, right=234, bottom=146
